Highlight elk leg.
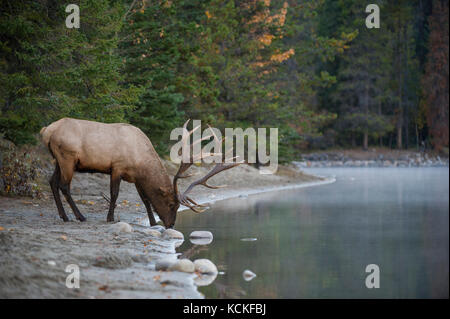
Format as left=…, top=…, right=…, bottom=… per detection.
left=60, top=182, right=86, bottom=222
left=49, top=164, right=69, bottom=222
left=136, top=185, right=157, bottom=226
left=106, top=174, right=121, bottom=222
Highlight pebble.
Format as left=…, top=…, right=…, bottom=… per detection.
left=190, top=237, right=213, bottom=245
left=110, top=222, right=133, bottom=234
left=162, top=229, right=184, bottom=240
left=193, top=259, right=218, bottom=275
left=190, top=231, right=213, bottom=239
left=194, top=273, right=217, bottom=286
left=169, top=259, right=195, bottom=273
left=189, top=231, right=213, bottom=245
left=240, top=238, right=257, bottom=241
left=243, top=269, right=257, bottom=281
left=47, top=260, right=56, bottom=267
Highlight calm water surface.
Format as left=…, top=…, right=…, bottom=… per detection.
left=176, top=168, right=449, bottom=298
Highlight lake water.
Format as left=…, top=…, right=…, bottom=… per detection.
left=176, top=168, right=449, bottom=298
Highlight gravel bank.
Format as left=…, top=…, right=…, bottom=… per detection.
left=0, top=162, right=328, bottom=298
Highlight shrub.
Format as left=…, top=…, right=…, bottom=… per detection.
left=0, top=136, right=41, bottom=197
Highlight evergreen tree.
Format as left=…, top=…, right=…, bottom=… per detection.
left=0, top=0, right=139, bottom=145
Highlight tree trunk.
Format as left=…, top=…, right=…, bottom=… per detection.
left=397, top=25, right=404, bottom=149
left=363, top=131, right=369, bottom=150
left=397, top=126, right=403, bottom=149
left=363, top=81, right=369, bottom=150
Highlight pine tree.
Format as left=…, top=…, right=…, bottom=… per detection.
left=0, top=0, right=139, bottom=145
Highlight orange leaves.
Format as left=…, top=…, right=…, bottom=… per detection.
left=270, top=48, right=295, bottom=63
left=205, top=11, right=212, bottom=19
left=247, top=1, right=288, bottom=28
left=258, top=34, right=274, bottom=46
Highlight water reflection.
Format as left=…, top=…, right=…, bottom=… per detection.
left=176, top=168, right=449, bottom=298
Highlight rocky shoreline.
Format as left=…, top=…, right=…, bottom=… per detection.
left=0, top=163, right=325, bottom=299
left=294, top=151, right=449, bottom=168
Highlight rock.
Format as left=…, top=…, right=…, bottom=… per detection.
left=190, top=231, right=213, bottom=239
left=110, top=222, right=133, bottom=234
left=155, top=259, right=176, bottom=271
left=243, top=269, right=257, bottom=281
left=162, top=228, right=184, bottom=240
left=169, top=259, right=195, bottom=273
left=47, top=260, right=56, bottom=267
left=190, top=237, right=213, bottom=245
left=143, top=228, right=161, bottom=237
left=194, top=273, right=217, bottom=286
left=194, top=259, right=218, bottom=274
left=150, top=225, right=166, bottom=233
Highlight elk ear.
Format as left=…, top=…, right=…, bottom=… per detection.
left=158, top=186, right=170, bottom=197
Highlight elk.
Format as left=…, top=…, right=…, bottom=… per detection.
left=40, top=118, right=240, bottom=228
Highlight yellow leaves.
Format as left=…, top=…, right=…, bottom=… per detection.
left=205, top=11, right=212, bottom=19
left=270, top=48, right=295, bottom=63
left=159, top=29, right=164, bottom=38
left=259, top=34, right=274, bottom=46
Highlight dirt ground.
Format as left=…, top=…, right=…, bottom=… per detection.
left=0, top=160, right=322, bottom=299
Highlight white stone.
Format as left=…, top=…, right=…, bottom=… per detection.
left=189, top=231, right=213, bottom=245
left=189, top=231, right=213, bottom=239
left=193, top=259, right=218, bottom=275
left=190, top=237, right=213, bottom=245
left=194, top=273, right=217, bottom=286
left=243, top=269, right=257, bottom=281
left=169, top=259, right=195, bottom=273
left=162, top=228, right=184, bottom=240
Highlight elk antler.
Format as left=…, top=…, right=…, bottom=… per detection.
left=173, top=120, right=242, bottom=213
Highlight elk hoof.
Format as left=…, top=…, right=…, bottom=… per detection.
left=78, top=215, right=86, bottom=222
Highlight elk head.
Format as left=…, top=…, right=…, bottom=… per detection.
left=165, top=120, right=242, bottom=227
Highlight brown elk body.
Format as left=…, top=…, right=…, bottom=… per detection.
left=40, top=118, right=239, bottom=228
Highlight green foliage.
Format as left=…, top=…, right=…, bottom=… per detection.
left=0, top=0, right=444, bottom=160
left=0, top=0, right=139, bottom=145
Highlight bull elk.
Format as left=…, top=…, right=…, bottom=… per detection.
left=40, top=118, right=240, bottom=228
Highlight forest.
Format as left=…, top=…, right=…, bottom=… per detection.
left=0, top=0, right=448, bottom=162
